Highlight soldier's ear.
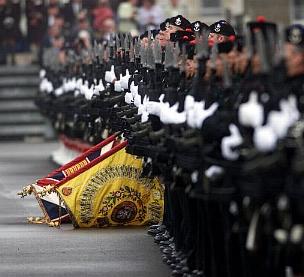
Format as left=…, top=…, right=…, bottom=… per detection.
left=218, top=35, right=225, bottom=43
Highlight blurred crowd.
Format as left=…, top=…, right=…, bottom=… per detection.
left=0, top=0, right=188, bottom=65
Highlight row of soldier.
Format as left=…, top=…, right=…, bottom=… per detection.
left=37, top=15, right=304, bottom=277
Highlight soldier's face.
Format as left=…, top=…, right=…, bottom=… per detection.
left=208, top=32, right=227, bottom=46
left=141, top=37, right=149, bottom=48
left=158, top=25, right=183, bottom=47
left=168, top=25, right=183, bottom=33
left=185, top=59, right=196, bottom=78
left=158, top=31, right=170, bottom=47
left=284, top=43, right=304, bottom=77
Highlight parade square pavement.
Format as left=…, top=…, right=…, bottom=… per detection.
left=0, top=141, right=171, bottom=277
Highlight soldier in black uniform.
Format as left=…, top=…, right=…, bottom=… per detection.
left=34, top=12, right=304, bottom=277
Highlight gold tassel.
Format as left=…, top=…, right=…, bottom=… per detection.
left=27, top=216, right=47, bottom=224
left=36, top=185, right=55, bottom=197
left=17, top=185, right=34, bottom=198
left=48, top=221, right=60, bottom=228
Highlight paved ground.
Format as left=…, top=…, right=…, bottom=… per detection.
left=0, top=142, right=171, bottom=277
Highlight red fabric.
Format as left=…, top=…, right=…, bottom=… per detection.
left=60, top=135, right=92, bottom=153
left=53, top=140, right=128, bottom=189
left=48, top=133, right=118, bottom=177
left=257, top=16, right=266, bottom=23
left=36, top=133, right=124, bottom=187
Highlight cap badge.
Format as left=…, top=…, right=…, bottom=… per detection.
left=215, top=23, right=221, bottom=33
left=194, top=22, right=200, bottom=32
left=290, top=27, right=302, bottom=44
left=175, top=17, right=182, bottom=26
